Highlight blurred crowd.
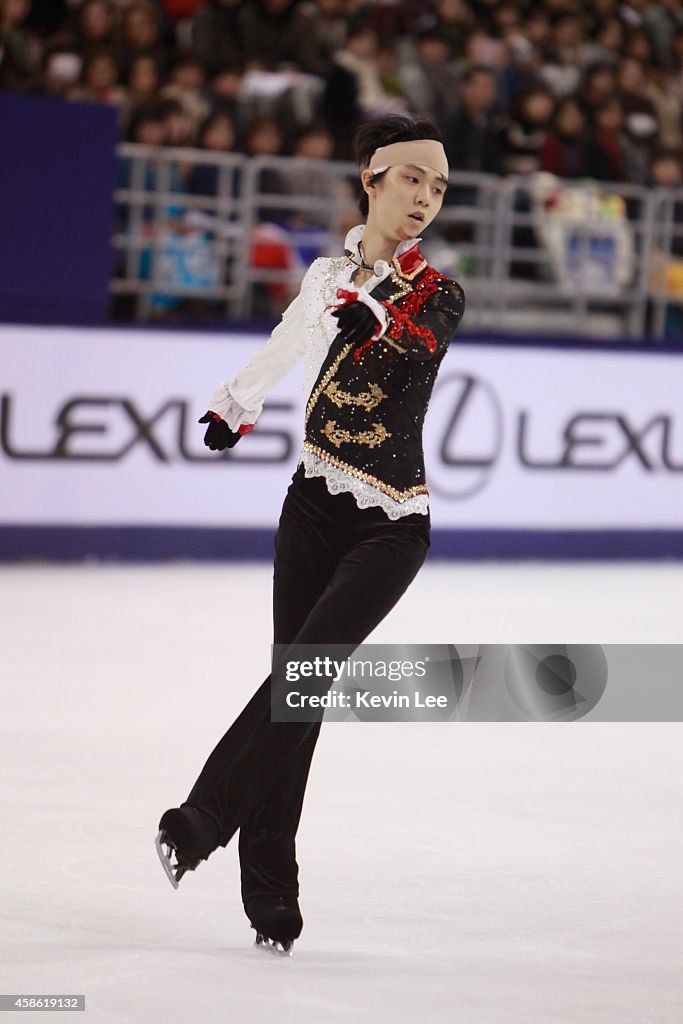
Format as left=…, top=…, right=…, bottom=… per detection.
left=2, top=0, right=683, bottom=190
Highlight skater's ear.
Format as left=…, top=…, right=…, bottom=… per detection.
left=360, top=168, right=376, bottom=195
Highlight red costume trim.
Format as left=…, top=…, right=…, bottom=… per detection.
left=325, top=287, right=359, bottom=313
left=385, top=306, right=437, bottom=352
left=395, top=245, right=428, bottom=278
left=381, top=264, right=443, bottom=353
left=209, top=409, right=254, bottom=434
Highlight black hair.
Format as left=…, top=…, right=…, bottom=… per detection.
left=354, top=114, right=443, bottom=217
left=198, top=109, right=236, bottom=146
left=649, top=146, right=683, bottom=168
left=126, top=98, right=165, bottom=142
left=460, top=62, right=498, bottom=86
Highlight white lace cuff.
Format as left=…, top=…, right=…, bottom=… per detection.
left=207, top=382, right=261, bottom=431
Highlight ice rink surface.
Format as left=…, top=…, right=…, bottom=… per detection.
left=1, top=560, right=682, bottom=1024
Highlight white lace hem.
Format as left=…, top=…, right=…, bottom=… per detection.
left=298, top=449, right=430, bottom=520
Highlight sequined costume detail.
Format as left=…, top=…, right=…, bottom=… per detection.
left=207, top=225, right=465, bottom=519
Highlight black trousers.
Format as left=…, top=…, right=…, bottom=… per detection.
left=186, top=464, right=430, bottom=904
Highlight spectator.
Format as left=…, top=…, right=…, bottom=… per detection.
left=280, top=120, right=340, bottom=235
left=585, top=0, right=618, bottom=35
left=118, top=102, right=172, bottom=225
left=398, top=27, right=461, bottom=134
left=647, top=146, right=683, bottom=337
left=538, top=13, right=584, bottom=98
left=351, top=0, right=410, bottom=42
left=117, top=97, right=190, bottom=315
left=443, top=64, right=503, bottom=174
left=242, top=113, right=285, bottom=158
left=189, top=111, right=238, bottom=196
left=158, top=94, right=197, bottom=146
left=617, top=57, right=660, bottom=182
left=649, top=146, right=683, bottom=191
left=72, top=0, right=117, bottom=58
left=578, top=62, right=617, bottom=116
left=321, top=20, right=383, bottom=159
left=119, top=1, right=167, bottom=77
left=310, top=0, right=347, bottom=69
left=643, top=64, right=682, bottom=150
left=583, top=98, right=627, bottom=181
left=499, top=85, right=556, bottom=175
left=464, top=26, right=508, bottom=72
left=206, top=63, right=250, bottom=136
left=290, top=117, right=333, bottom=161
left=431, top=0, right=475, bottom=61
left=191, top=0, right=246, bottom=77
left=375, top=40, right=413, bottom=117
left=125, top=52, right=163, bottom=103
left=490, top=1, right=524, bottom=40
left=539, top=96, right=587, bottom=177
left=119, top=53, right=163, bottom=133
left=127, top=98, right=166, bottom=146
left=651, top=144, right=683, bottom=327
left=0, top=0, right=38, bottom=90
left=580, top=19, right=623, bottom=70
left=240, top=0, right=329, bottom=75
left=71, top=47, right=125, bottom=105
left=159, top=50, right=210, bottom=129
left=522, top=6, right=552, bottom=53
left=643, top=1, right=683, bottom=69
left=623, top=27, right=653, bottom=66
left=241, top=114, right=290, bottom=222
left=201, top=110, right=237, bottom=153
left=668, top=28, right=683, bottom=107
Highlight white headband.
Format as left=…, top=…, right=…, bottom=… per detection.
left=368, top=139, right=449, bottom=180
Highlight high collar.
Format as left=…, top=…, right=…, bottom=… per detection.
left=343, top=223, right=424, bottom=279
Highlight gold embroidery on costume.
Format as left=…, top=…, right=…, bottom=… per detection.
left=379, top=258, right=428, bottom=305
left=383, top=270, right=413, bottom=305
left=324, top=380, right=387, bottom=411
left=305, top=341, right=353, bottom=425
left=321, top=420, right=391, bottom=449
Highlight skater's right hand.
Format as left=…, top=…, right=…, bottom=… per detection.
left=331, top=299, right=379, bottom=345
left=198, top=411, right=254, bottom=451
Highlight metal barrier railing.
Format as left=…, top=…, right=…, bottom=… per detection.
left=112, top=144, right=683, bottom=340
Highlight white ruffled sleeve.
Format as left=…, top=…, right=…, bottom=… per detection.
left=207, top=265, right=314, bottom=431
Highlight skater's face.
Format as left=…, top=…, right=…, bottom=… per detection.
left=361, top=163, right=446, bottom=242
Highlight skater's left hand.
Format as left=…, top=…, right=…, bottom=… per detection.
left=198, top=411, right=250, bottom=451
left=331, top=300, right=379, bottom=345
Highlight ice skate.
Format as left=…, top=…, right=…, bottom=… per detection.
left=155, top=803, right=220, bottom=889
left=246, top=894, right=303, bottom=957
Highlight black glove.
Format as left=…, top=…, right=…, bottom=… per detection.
left=330, top=299, right=380, bottom=345
left=198, top=411, right=243, bottom=451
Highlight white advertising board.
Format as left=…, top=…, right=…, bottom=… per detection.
left=1, top=325, right=682, bottom=530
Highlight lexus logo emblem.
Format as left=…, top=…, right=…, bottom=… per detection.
left=425, top=373, right=503, bottom=499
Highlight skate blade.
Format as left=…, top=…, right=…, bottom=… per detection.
left=155, top=830, right=180, bottom=890
left=253, top=933, right=294, bottom=957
